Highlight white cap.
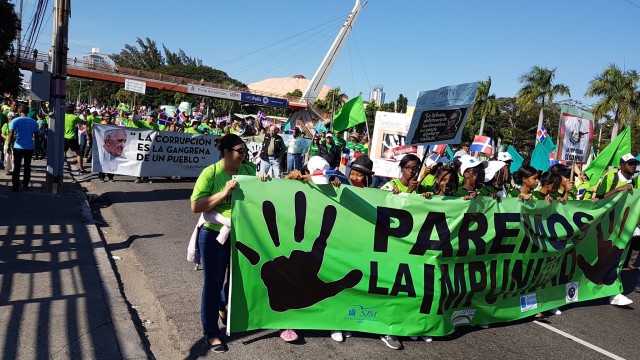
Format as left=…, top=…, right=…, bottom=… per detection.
left=307, top=156, right=331, bottom=184
left=621, top=153, right=639, bottom=164
left=325, top=132, right=333, bottom=138
left=459, top=155, right=487, bottom=176
left=454, top=150, right=467, bottom=158
left=90, top=107, right=97, bottom=113
left=497, top=151, right=512, bottom=162
left=484, top=160, right=507, bottom=182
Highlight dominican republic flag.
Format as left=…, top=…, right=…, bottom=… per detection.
left=469, top=135, right=493, bottom=154
left=157, top=110, right=173, bottom=125
left=199, top=102, right=206, bottom=112
left=537, top=124, right=548, bottom=143
left=93, top=98, right=98, bottom=107
left=174, top=109, right=187, bottom=124
left=216, top=115, right=230, bottom=124
left=257, top=110, right=267, bottom=122
left=428, top=144, right=447, bottom=155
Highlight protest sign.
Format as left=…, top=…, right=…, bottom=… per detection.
left=556, top=106, right=594, bottom=163
left=124, top=79, right=146, bottom=95
left=406, top=82, right=478, bottom=146
left=230, top=177, right=640, bottom=336
left=369, top=111, right=424, bottom=178
left=92, top=124, right=219, bottom=176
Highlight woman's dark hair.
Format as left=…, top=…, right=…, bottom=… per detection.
left=550, top=164, right=572, bottom=178
left=432, top=165, right=458, bottom=195
left=539, top=171, right=562, bottom=188
left=399, top=154, right=420, bottom=168
left=218, top=134, right=245, bottom=154
left=513, top=165, right=538, bottom=185
left=312, top=136, right=320, bottom=143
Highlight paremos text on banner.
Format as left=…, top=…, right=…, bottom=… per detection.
left=92, top=124, right=220, bottom=177
left=405, top=82, right=478, bottom=146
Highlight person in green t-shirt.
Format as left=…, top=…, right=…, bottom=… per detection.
left=185, top=120, right=201, bottom=134
left=509, top=165, right=539, bottom=201
left=595, top=154, right=639, bottom=199
left=305, top=135, right=320, bottom=163
left=190, top=134, right=265, bottom=352
left=380, top=154, right=428, bottom=194
left=530, top=171, right=562, bottom=202
left=453, top=155, right=487, bottom=199
left=64, top=104, right=88, bottom=173
left=2, top=112, right=16, bottom=174
left=422, top=165, right=459, bottom=198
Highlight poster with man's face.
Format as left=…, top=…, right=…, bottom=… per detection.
left=556, top=106, right=594, bottom=164
left=405, top=82, right=478, bottom=146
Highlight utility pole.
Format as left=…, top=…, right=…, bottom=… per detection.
left=46, top=0, right=71, bottom=194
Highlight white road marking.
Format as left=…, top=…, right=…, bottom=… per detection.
left=534, top=320, right=625, bottom=360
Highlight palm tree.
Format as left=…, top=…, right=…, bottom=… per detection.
left=471, top=77, right=499, bottom=136
left=516, top=66, right=571, bottom=133
left=585, top=64, right=640, bottom=140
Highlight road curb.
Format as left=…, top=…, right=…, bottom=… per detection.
left=74, top=187, right=149, bottom=360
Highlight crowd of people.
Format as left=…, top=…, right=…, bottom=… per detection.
left=3, top=96, right=639, bottom=352
left=190, top=129, right=640, bottom=352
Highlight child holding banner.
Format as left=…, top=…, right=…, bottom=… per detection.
left=509, top=165, right=539, bottom=201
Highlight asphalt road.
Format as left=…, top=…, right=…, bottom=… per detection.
left=82, top=174, right=640, bottom=360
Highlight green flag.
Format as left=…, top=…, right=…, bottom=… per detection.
left=530, top=136, right=555, bottom=171
left=507, top=145, right=524, bottom=173
left=332, top=96, right=366, bottom=132
left=584, top=126, right=631, bottom=186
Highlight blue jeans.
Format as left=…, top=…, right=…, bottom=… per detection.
left=260, top=156, right=281, bottom=178
left=287, top=153, right=303, bottom=172
left=199, top=227, right=230, bottom=338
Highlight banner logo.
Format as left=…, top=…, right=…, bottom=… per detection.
left=520, top=294, right=538, bottom=312
left=345, top=305, right=378, bottom=323
left=566, top=282, right=579, bottom=303
left=451, top=309, right=476, bottom=326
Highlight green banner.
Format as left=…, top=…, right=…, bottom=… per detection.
left=230, top=177, right=640, bottom=336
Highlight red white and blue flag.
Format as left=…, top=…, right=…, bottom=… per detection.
left=469, top=135, right=493, bottom=154
left=199, top=102, right=206, bottom=113
left=93, top=98, right=98, bottom=107
left=537, top=124, right=548, bottom=143
left=174, top=109, right=187, bottom=124
left=257, top=110, right=267, bottom=122
left=216, top=115, right=230, bottom=124
left=157, top=110, right=173, bottom=125
left=428, top=144, right=447, bottom=155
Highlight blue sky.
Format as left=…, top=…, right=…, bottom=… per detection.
left=16, top=0, right=640, bottom=106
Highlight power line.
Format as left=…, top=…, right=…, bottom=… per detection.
left=621, top=0, right=640, bottom=9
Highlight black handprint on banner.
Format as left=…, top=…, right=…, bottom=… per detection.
left=577, top=207, right=630, bottom=285
left=236, top=191, right=363, bottom=312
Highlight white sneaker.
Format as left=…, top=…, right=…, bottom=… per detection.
left=609, top=294, right=634, bottom=306
left=549, top=307, right=562, bottom=315
left=330, top=331, right=344, bottom=342
left=343, top=331, right=352, bottom=338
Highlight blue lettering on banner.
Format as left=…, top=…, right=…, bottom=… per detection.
left=241, top=92, right=288, bottom=108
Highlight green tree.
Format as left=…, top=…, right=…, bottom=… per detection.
left=380, top=101, right=395, bottom=113
left=286, top=89, right=303, bottom=97
left=585, top=64, right=640, bottom=140
left=471, top=77, right=499, bottom=136
left=111, top=37, right=165, bottom=70
left=396, top=94, right=408, bottom=113
left=0, top=0, right=22, bottom=95
left=516, top=66, right=570, bottom=133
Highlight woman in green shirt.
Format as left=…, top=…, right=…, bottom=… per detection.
left=381, top=154, right=427, bottom=194
left=190, top=134, right=260, bottom=353
left=305, top=135, right=320, bottom=163
left=531, top=171, right=562, bottom=202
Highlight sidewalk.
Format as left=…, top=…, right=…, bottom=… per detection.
left=0, top=158, right=147, bottom=359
